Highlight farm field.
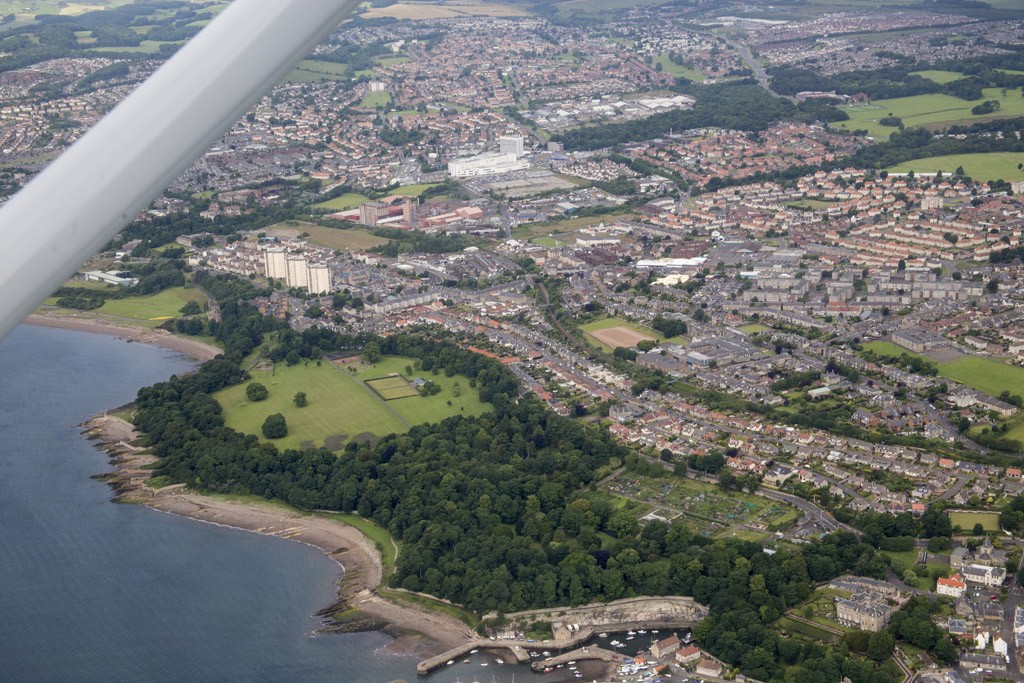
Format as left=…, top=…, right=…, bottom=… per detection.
left=96, top=287, right=207, bottom=326
left=603, top=474, right=799, bottom=534
left=361, top=2, right=530, bottom=19
left=948, top=510, right=1001, bottom=533
left=313, top=193, right=370, bottom=211
left=909, top=70, right=966, bottom=84
left=833, top=88, right=1024, bottom=139
left=351, top=356, right=488, bottom=426
left=887, top=152, right=1024, bottom=182
left=301, top=225, right=390, bottom=252
left=91, top=40, right=183, bottom=54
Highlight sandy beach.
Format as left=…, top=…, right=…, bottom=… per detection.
left=83, top=413, right=475, bottom=656
left=25, top=313, right=222, bottom=362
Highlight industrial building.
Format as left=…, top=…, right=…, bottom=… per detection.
left=448, top=152, right=530, bottom=178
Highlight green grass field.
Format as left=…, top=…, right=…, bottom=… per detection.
left=300, top=225, right=389, bottom=252
left=948, top=510, right=1001, bottom=532
left=887, top=152, right=1024, bottom=182
left=938, top=356, right=1024, bottom=399
left=910, top=70, right=966, bottom=85
left=864, top=342, right=1024, bottom=398
left=393, top=183, right=440, bottom=197
left=286, top=59, right=350, bottom=83
left=863, top=340, right=920, bottom=358
left=352, top=356, right=488, bottom=427
left=740, top=324, right=770, bottom=334
left=359, top=91, right=392, bottom=109
left=97, top=287, right=207, bottom=327
left=654, top=53, right=704, bottom=82
left=366, top=374, right=420, bottom=400
left=313, top=193, right=370, bottom=211
left=91, top=40, right=182, bottom=54
left=216, top=362, right=407, bottom=451
left=835, top=88, right=1024, bottom=139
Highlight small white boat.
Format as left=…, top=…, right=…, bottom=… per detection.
left=470, top=649, right=478, bottom=654
left=598, top=632, right=608, bottom=638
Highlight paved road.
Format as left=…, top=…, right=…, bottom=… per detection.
left=721, top=37, right=792, bottom=102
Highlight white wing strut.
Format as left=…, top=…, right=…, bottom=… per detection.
left=0, top=0, right=361, bottom=341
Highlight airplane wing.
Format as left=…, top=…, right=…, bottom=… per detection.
left=0, top=0, right=361, bottom=341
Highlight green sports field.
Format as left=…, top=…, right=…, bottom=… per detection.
left=938, top=356, right=1024, bottom=399
left=909, top=70, right=966, bottom=85
left=834, top=88, right=1024, bottom=139
left=365, top=374, right=420, bottom=400
left=352, top=356, right=488, bottom=427
left=948, top=510, right=1000, bottom=533
left=360, top=91, right=392, bottom=109
left=654, top=53, right=704, bottom=82
left=865, top=341, right=1024, bottom=398
left=887, top=152, right=1024, bottom=182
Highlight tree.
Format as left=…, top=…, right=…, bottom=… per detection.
left=261, top=413, right=287, bottom=438
left=973, top=523, right=985, bottom=536
left=867, top=630, right=894, bottom=661
left=363, top=341, right=382, bottom=364
left=294, top=392, right=308, bottom=407
left=986, top=279, right=1000, bottom=295
left=246, top=382, right=268, bottom=402
left=934, top=637, right=957, bottom=664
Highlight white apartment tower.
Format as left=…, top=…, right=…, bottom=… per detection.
left=264, top=247, right=288, bottom=280
left=286, top=255, right=309, bottom=290
left=498, top=135, right=525, bottom=158
left=308, top=264, right=332, bottom=295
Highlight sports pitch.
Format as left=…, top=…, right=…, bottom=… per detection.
left=366, top=374, right=420, bottom=400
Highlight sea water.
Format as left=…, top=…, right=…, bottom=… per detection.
left=0, top=325, right=569, bottom=683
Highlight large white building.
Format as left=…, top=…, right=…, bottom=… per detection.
left=264, top=247, right=332, bottom=293
left=286, top=255, right=309, bottom=290
left=498, top=135, right=525, bottom=157
left=448, top=152, right=530, bottom=178
left=308, top=263, right=332, bottom=295
left=265, top=247, right=288, bottom=280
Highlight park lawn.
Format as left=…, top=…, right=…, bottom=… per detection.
left=393, top=183, right=440, bottom=197
left=360, top=91, right=392, bottom=108
left=888, top=152, right=1024, bottom=183
left=740, top=323, right=770, bottom=334
left=948, top=510, right=1001, bottom=533
left=532, top=236, right=566, bottom=247
left=862, top=340, right=924, bottom=359
left=834, top=88, right=1024, bottom=139
left=655, top=53, right=704, bottom=82
left=301, top=225, right=389, bottom=252
left=352, top=356, right=488, bottom=426
left=313, top=193, right=370, bottom=211
left=910, top=70, right=966, bottom=84
left=787, top=198, right=838, bottom=210
left=97, top=287, right=207, bottom=326
left=937, top=356, right=1024, bottom=399
left=376, top=56, right=410, bottom=67
left=216, top=362, right=407, bottom=451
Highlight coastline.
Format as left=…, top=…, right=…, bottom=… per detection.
left=82, top=413, right=476, bottom=657
left=25, top=312, right=223, bottom=362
